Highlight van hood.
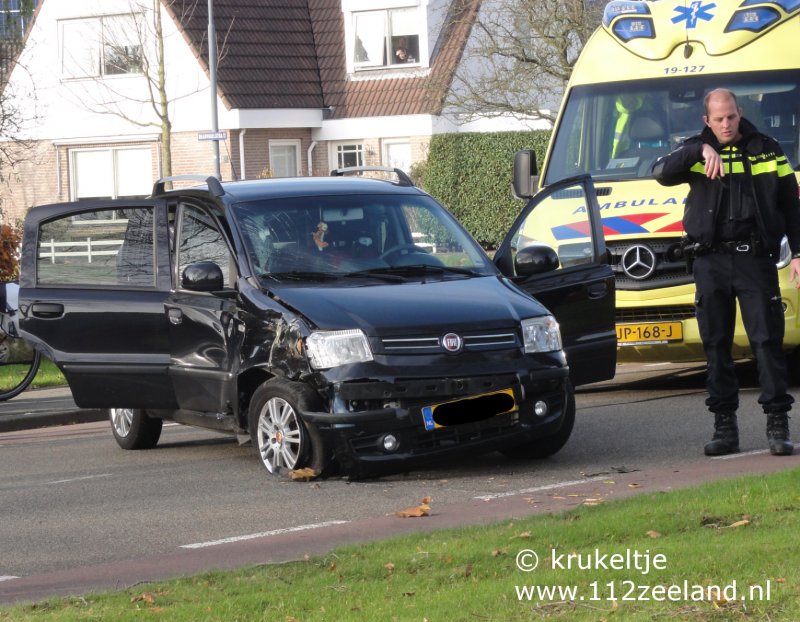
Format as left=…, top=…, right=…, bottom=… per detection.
left=269, top=276, right=549, bottom=335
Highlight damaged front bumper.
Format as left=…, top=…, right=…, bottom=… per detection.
left=301, top=367, right=570, bottom=477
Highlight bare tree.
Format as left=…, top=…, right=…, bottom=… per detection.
left=64, top=0, right=230, bottom=178
left=446, top=0, right=605, bottom=123
left=0, top=0, right=36, bottom=185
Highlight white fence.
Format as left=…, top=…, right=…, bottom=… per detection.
left=38, top=239, right=123, bottom=264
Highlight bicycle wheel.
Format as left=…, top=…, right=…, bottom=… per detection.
left=0, top=335, right=42, bottom=401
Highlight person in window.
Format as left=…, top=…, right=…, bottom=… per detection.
left=394, top=37, right=409, bottom=63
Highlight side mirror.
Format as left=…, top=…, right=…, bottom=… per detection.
left=182, top=261, right=224, bottom=292
left=512, top=149, right=539, bottom=199
left=514, top=244, right=559, bottom=277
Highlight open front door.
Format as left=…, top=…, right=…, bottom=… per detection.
left=494, top=175, right=617, bottom=386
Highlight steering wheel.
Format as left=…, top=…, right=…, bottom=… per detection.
left=378, top=243, right=426, bottom=262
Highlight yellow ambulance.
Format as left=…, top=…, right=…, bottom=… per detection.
left=524, top=0, right=800, bottom=369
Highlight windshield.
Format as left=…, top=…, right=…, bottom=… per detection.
left=545, top=69, right=800, bottom=185
left=231, top=193, right=494, bottom=280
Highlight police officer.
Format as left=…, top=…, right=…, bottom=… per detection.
left=653, top=88, right=800, bottom=456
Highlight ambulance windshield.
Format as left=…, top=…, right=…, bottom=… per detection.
left=545, top=70, right=800, bottom=185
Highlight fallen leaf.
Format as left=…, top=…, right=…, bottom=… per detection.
left=646, top=530, right=661, bottom=538
left=403, top=591, right=416, bottom=597
left=725, top=519, right=750, bottom=529
left=516, top=531, right=531, bottom=539
left=384, top=563, right=395, bottom=575
left=603, top=480, right=616, bottom=485
left=288, top=467, right=317, bottom=481
left=395, top=504, right=430, bottom=518
left=131, top=593, right=156, bottom=605
left=628, top=483, right=641, bottom=488
left=491, top=548, right=505, bottom=557
left=552, top=496, right=566, bottom=500
left=421, top=495, right=432, bottom=504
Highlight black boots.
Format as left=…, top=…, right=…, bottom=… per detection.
left=704, top=412, right=740, bottom=456
left=766, top=412, right=794, bottom=456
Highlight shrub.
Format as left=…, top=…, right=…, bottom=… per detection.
left=0, top=219, right=22, bottom=281
left=419, top=130, right=550, bottom=249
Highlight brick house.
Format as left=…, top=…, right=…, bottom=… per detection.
left=0, top=0, right=547, bottom=222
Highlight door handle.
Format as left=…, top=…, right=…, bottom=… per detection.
left=168, top=308, right=183, bottom=325
left=31, top=302, right=64, bottom=319
left=586, top=282, right=608, bottom=300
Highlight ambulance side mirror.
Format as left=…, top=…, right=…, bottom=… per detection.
left=512, top=150, right=539, bottom=199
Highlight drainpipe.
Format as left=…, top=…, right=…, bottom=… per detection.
left=307, top=141, right=317, bottom=176
left=239, top=128, right=247, bottom=180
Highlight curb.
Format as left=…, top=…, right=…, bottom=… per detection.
left=0, top=408, right=107, bottom=433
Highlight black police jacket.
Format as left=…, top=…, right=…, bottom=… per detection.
left=652, top=118, right=800, bottom=254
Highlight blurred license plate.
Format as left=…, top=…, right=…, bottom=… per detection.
left=421, top=388, right=517, bottom=431
left=616, top=322, right=683, bottom=345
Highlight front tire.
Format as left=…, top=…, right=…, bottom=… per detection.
left=501, top=381, right=576, bottom=460
left=110, top=408, right=163, bottom=450
left=248, top=379, right=325, bottom=475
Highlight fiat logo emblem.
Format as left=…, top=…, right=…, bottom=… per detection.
left=621, top=244, right=657, bottom=280
left=441, top=333, right=463, bottom=353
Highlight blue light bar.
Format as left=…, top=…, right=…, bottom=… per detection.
left=725, top=7, right=781, bottom=31
left=741, top=0, right=800, bottom=12
left=612, top=17, right=655, bottom=41
left=602, top=1, right=651, bottom=28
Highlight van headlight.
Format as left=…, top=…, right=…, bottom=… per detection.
left=521, top=316, right=563, bottom=353
left=776, top=235, right=791, bottom=269
left=306, top=329, right=373, bottom=369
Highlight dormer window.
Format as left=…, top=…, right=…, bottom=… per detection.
left=344, top=1, right=428, bottom=73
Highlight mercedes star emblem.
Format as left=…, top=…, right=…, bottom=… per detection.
left=621, top=244, right=657, bottom=280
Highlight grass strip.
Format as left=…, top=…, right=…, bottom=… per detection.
left=2, top=467, right=799, bottom=621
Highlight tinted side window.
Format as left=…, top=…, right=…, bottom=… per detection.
left=177, top=204, right=232, bottom=287
left=37, top=207, right=155, bottom=287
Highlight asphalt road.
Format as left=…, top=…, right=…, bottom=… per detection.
left=1, top=361, right=798, bottom=603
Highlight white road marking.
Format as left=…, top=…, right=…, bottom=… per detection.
left=180, top=520, right=351, bottom=549
left=0, top=576, right=20, bottom=582
left=45, top=474, right=112, bottom=485
left=711, top=449, right=770, bottom=460
left=474, top=476, right=608, bottom=501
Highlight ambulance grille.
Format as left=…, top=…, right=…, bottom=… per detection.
left=608, top=238, right=694, bottom=290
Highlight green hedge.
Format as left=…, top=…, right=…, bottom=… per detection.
left=418, top=130, right=550, bottom=249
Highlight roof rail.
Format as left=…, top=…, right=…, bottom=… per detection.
left=330, top=166, right=414, bottom=187
left=152, top=175, right=224, bottom=197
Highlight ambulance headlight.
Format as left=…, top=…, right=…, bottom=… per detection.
left=776, top=236, right=791, bottom=270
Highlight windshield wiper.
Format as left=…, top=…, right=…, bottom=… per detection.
left=260, top=271, right=340, bottom=282
left=345, top=265, right=482, bottom=280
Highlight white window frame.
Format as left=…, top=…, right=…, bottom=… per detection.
left=382, top=139, right=412, bottom=171
left=331, top=142, right=365, bottom=169
left=59, top=13, right=144, bottom=80
left=268, top=139, right=303, bottom=178
left=343, top=0, right=429, bottom=73
left=69, top=146, right=153, bottom=218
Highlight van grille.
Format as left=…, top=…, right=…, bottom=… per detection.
left=616, top=305, right=696, bottom=323
left=608, top=238, right=693, bottom=291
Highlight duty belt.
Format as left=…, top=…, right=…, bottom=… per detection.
left=711, top=240, right=771, bottom=257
